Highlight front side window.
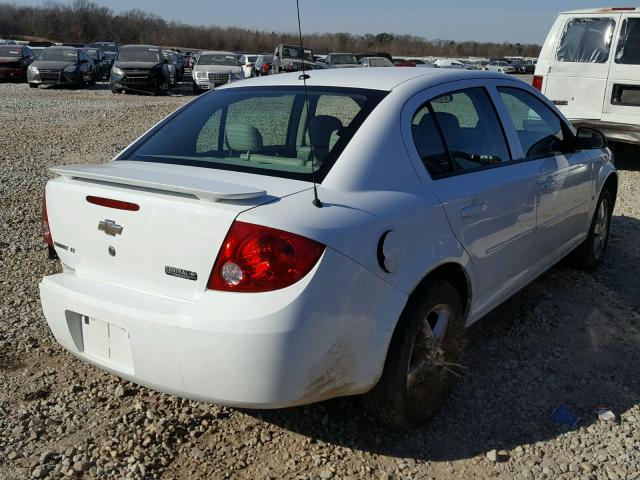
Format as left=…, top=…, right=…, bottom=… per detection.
left=615, top=18, right=640, bottom=64
left=498, top=87, right=573, bottom=159
left=557, top=17, right=615, bottom=63
left=121, top=86, right=386, bottom=182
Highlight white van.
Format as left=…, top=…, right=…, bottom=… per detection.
left=535, top=7, right=640, bottom=144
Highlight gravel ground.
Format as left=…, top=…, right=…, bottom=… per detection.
left=1, top=79, right=639, bottom=480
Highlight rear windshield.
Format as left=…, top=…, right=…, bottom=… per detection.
left=0, top=46, right=21, bottom=57
left=615, top=18, right=640, bottom=64
left=92, top=43, right=117, bottom=53
left=119, top=86, right=387, bottom=182
left=117, top=47, right=161, bottom=63
left=369, top=57, right=393, bottom=67
left=557, top=17, right=615, bottom=63
left=38, top=48, right=78, bottom=62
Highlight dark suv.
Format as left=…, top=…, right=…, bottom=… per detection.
left=110, top=44, right=171, bottom=94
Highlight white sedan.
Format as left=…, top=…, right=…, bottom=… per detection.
left=40, top=68, right=617, bottom=429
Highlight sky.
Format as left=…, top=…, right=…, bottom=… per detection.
left=16, top=1, right=611, bottom=44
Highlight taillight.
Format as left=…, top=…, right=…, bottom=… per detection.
left=532, top=75, right=543, bottom=92
left=208, top=221, right=325, bottom=292
left=86, top=195, right=140, bottom=211
left=41, top=191, right=53, bottom=247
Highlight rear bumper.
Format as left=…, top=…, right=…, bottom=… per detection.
left=40, top=249, right=406, bottom=408
left=571, top=119, right=640, bottom=145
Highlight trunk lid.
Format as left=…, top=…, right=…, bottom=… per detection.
left=46, top=161, right=310, bottom=300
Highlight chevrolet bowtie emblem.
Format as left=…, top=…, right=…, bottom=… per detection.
left=98, top=220, right=123, bottom=236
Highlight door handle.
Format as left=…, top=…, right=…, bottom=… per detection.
left=461, top=202, right=488, bottom=218
left=540, top=179, right=557, bottom=192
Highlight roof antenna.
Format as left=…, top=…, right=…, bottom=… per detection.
left=296, top=0, right=322, bottom=208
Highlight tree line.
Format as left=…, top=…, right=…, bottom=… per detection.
left=0, top=0, right=541, bottom=58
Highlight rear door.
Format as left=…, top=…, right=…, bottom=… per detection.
left=404, top=81, right=540, bottom=312
left=602, top=13, right=640, bottom=126
left=543, top=14, right=619, bottom=121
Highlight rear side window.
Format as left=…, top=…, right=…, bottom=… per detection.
left=557, top=17, right=616, bottom=63
left=412, top=88, right=510, bottom=175
left=615, top=18, right=640, bottom=64
left=498, top=87, right=573, bottom=159
left=122, top=86, right=387, bottom=182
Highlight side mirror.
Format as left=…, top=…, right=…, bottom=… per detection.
left=575, top=126, right=607, bottom=150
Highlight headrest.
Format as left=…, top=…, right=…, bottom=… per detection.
left=225, top=123, right=263, bottom=152
left=309, top=115, right=342, bottom=147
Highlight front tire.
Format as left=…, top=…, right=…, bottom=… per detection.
left=29, top=83, right=38, bottom=89
left=365, top=279, right=467, bottom=430
left=567, top=188, right=613, bottom=270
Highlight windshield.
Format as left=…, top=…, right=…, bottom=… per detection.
left=197, top=54, right=239, bottom=66
left=93, top=43, right=118, bottom=53
left=0, top=46, right=21, bottom=57
left=38, top=48, right=77, bottom=62
left=258, top=55, right=273, bottom=63
left=331, top=54, right=357, bottom=65
left=85, top=48, right=99, bottom=60
left=117, top=47, right=161, bottom=63
left=281, top=46, right=313, bottom=62
left=120, top=86, right=387, bottom=182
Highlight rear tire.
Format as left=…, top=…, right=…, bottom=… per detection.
left=567, top=188, right=613, bottom=270
left=365, top=279, right=467, bottom=430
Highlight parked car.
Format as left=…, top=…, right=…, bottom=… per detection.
left=358, top=56, right=394, bottom=67
left=322, top=53, right=362, bottom=68
left=38, top=69, right=617, bottom=429
left=485, top=61, right=516, bottom=74
left=433, top=58, right=466, bottom=69
left=272, top=44, right=316, bottom=73
left=355, top=52, right=393, bottom=62
left=162, top=49, right=180, bottom=86
left=89, top=41, right=119, bottom=68
left=238, top=54, right=259, bottom=78
left=27, top=41, right=55, bottom=56
left=513, top=59, right=535, bottom=74
left=27, top=46, right=94, bottom=88
left=409, top=59, right=436, bottom=68
left=84, top=47, right=110, bottom=80
left=192, top=51, right=244, bottom=94
left=393, top=59, right=416, bottom=67
left=252, top=54, right=274, bottom=76
left=535, top=7, right=640, bottom=145
left=110, top=44, right=171, bottom=95
left=0, top=45, right=35, bottom=81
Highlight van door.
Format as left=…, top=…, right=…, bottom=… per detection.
left=602, top=14, right=640, bottom=128
left=543, top=14, right=619, bottom=121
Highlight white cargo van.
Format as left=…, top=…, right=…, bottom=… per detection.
left=535, top=7, right=640, bottom=144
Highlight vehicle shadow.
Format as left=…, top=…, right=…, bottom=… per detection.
left=246, top=213, right=640, bottom=461
left=612, top=144, right=640, bottom=172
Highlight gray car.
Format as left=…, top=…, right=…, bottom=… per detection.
left=485, top=61, right=516, bottom=74
left=27, top=46, right=94, bottom=88
left=192, top=51, right=243, bottom=94
left=358, top=56, right=394, bottom=67
left=322, top=53, right=362, bottom=68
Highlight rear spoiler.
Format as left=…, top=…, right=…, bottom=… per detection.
left=51, top=163, right=267, bottom=202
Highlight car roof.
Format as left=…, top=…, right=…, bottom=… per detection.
left=560, top=7, right=640, bottom=14
left=120, top=44, right=160, bottom=49
left=225, top=68, right=509, bottom=92
left=199, top=50, right=236, bottom=55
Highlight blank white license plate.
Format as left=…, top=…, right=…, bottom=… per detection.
left=81, top=316, right=133, bottom=373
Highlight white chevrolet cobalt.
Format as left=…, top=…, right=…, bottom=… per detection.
left=40, top=68, right=617, bottom=429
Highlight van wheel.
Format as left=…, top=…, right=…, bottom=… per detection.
left=567, top=188, right=613, bottom=270
left=365, top=279, right=467, bottom=430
